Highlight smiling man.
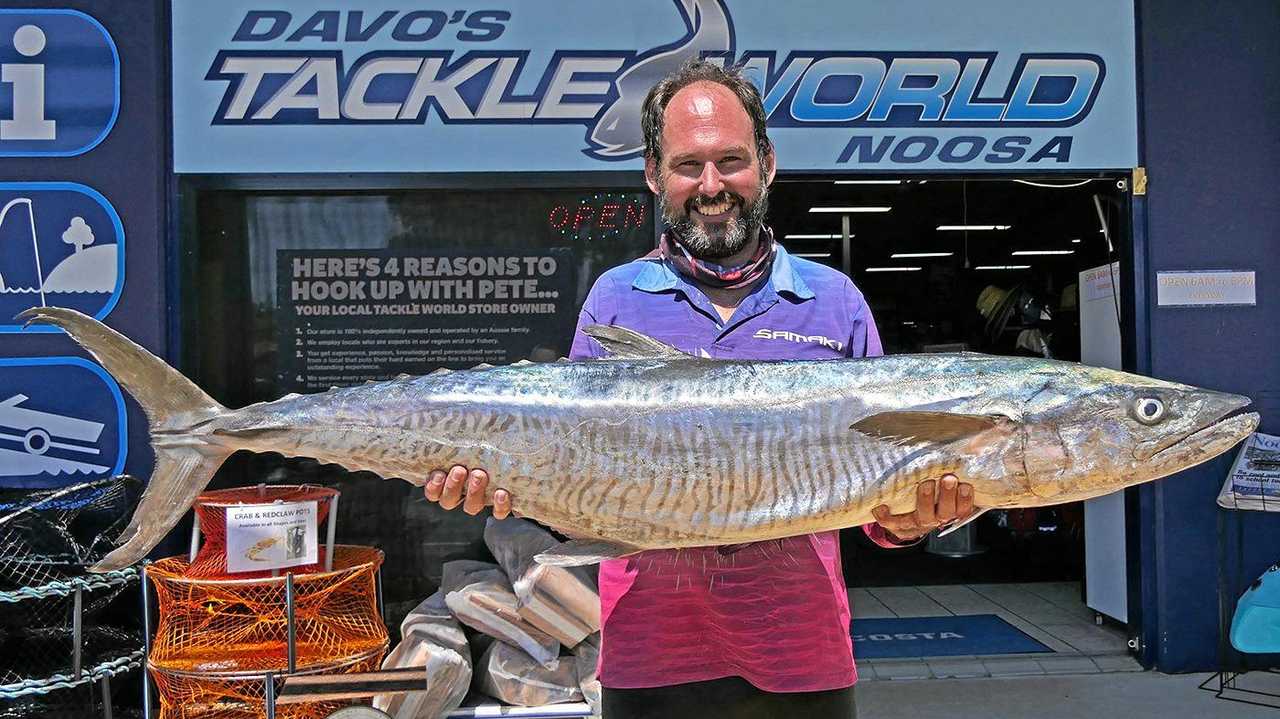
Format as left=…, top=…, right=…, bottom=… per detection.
left=424, top=59, right=974, bottom=718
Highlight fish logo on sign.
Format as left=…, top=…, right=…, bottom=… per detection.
left=0, top=358, right=127, bottom=490
left=585, top=0, right=733, bottom=159
left=0, top=183, right=126, bottom=332
left=0, top=9, right=119, bottom=156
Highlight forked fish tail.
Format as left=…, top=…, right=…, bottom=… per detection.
left=18, top=307, right=232, bottom=572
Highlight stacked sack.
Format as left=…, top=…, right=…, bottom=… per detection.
left=376, top=517, right=602, bottom=717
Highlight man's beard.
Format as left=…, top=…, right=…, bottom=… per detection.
left=658, top=178, right=770, bottom=261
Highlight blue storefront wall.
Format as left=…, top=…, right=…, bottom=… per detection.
left=1135, top=0, right=1280, bottom=671
left=0, top=1, right=168, bottom=489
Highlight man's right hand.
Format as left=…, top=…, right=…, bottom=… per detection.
left=424, top=465, right=512, bottom=519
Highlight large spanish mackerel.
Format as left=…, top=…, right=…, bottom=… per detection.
left=21, top=307, right=1258, bottom=573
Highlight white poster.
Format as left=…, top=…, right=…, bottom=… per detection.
left=225, top=500, right=318, bottom=573
left=1156, top=270, right=1257, bottom=307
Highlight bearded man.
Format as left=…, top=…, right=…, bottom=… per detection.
left=424, top=60, right=975, bottom=718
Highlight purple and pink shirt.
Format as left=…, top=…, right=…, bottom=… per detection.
left=568, top=240, right=896, bottom=692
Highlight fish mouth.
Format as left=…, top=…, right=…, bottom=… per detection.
left=1148, top=409, right=1259, bottom=464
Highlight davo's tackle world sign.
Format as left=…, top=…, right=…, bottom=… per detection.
left=172, top=0, right=1137, bottom=172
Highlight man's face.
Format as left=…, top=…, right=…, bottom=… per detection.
left=645, top=81, right=776, bottom=260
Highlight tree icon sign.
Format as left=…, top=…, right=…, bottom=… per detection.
left=62, top=216, right=93, bottom=253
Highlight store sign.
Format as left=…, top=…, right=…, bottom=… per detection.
left=0, top=357, right=127, bottom=490
left=1156, top=270, right=1256, bottom=307
left=0, top=9, right=119, bottom=156
left=0, top=183, right=126, bottom=332
left=276, top=249, right=574, bottom=392
left=172, top=0, right=1138, bottom=172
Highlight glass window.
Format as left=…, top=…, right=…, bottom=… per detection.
left=182, top=188, right=653, bottom=618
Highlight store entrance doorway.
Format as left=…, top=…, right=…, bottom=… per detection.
left=766, top=175, right=1137, bottom=670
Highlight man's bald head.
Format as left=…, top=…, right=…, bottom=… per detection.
left=640, top=59, right=772, bottom=168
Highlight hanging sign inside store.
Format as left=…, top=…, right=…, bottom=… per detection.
left=1155, top=270, right=1256, bottom=307
left=172, top=0, right=1138, bottom=172
left=1081, top=262, right=1119, bottom=302
left=0, top=357, right=127, bottom=490
left=0, top=183, right=126, bottom=332
left=276, top=249, right=575, bottom=393
left=0, top=9, right=119, bottom=156
left=225, top=500, right=319, bottom=573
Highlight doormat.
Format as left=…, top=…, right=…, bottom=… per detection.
left=851, top=614, right=1053, bottom=659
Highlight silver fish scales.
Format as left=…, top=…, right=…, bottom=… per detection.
left=18, top=307, right=1259, bottom=572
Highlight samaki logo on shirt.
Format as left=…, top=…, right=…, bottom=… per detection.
left=752, top=328, right=844, bottom=353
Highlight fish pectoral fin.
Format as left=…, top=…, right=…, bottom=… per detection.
left=935, top=508, right=990, bottom=538
left=851, top=411, right=1010, bottom=445
left=534, top=538, right=642, bottom=567
left=581, top=324, right=692, bottom=360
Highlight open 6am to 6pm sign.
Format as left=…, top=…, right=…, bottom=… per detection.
left=171, top=0, right=1138, bottom=172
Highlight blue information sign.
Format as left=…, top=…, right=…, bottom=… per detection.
left=0, top=357, right=127, bottom=490
left=0, top=9, right=119, bottom=156
left=0, top=182, right=126, bottom=332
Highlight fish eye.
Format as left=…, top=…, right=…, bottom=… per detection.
left=1134, top=397, right=1166, bottom=424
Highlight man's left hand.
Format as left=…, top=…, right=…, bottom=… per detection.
left=871, top=474, right=976, bottom=544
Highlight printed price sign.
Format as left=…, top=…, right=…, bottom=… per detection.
left=225, top=500, right=318, bottom=573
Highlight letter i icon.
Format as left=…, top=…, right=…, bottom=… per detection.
left=2, top=25, right=56, bottom=140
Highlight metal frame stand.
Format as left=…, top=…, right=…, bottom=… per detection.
left=1200, top=481, right=1280, bottom=710
left=1200, top=669, right=1280, bottom=709
left=144, top=496, right=349, bottom=718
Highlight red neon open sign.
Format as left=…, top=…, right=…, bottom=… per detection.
left=547, top=201, right=647, bottom=232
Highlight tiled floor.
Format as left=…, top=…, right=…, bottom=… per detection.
left=849, top=581, right=1143, bottom=680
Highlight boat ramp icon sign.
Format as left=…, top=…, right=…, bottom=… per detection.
left=0, top=9, right=119, bottom=156
left=0, top=357, right=127, bottom=490
left=0, top=183, right=125, bottom=333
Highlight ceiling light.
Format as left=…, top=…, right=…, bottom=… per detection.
left=785, top=233, right=844, bottom=239
left=891, top=252, right=953, bottom=258
left=810, top=206, right=892, bottom=213
left=833, top=180, right=902, bottom=185
left=1071, top=238, right=1082, bottom=244
left=975, top=265, right=1032, bottom=270
left=1011, top=250, right=1075, bottom=256
left=865, top=266, right=922, bottom=272
left=937, top=224, right=1011, bottom=231
left=794, top=252, right=832, bottom=258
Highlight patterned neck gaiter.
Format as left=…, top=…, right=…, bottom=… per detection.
left=655, top=225, right=776, bottom=290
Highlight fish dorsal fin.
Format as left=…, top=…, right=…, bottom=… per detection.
left=852, top=411, right=1008, bottom=445
left=534, top=538, right=641, bottom=567
left=582, top=324, right=689, bottom=359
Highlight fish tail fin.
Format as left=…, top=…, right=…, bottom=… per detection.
left=18, top=307, right=232, bottom=572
